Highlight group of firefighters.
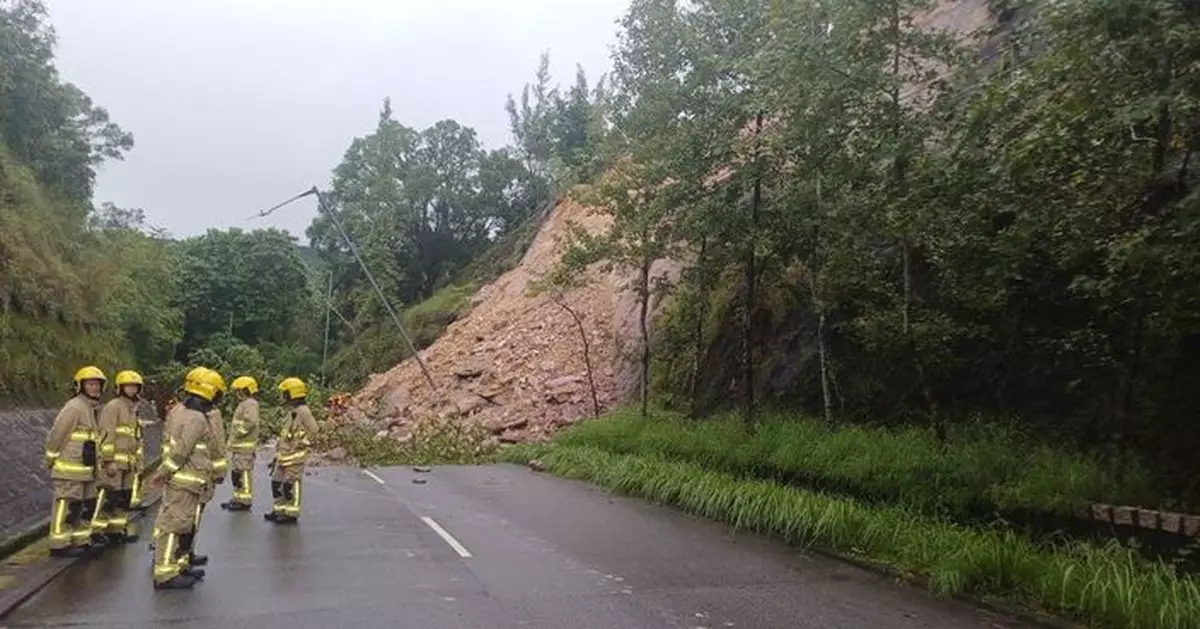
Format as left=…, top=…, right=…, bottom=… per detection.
left=42, top=364, right=320, bottom=590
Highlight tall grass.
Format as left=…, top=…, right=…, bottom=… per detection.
left=554, top=410, right=1153, bottom=517
left=503, top=444, right=1199, bottom=629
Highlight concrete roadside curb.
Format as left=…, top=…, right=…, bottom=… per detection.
left=0, top=489, right=162, bottom=620
left=0, top=457, right=163, bottom=620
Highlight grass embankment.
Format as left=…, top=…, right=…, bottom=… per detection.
left=503, top=414, right=1197, bottom=629
left=555, top=411, right=1154, bottom=518
left=0, top=146, right=128, bottom=404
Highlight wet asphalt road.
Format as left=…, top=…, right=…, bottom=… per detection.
left=1, top=464, right=1031, bottom=629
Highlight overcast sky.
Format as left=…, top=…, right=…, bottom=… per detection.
left=47, top=0, right=629, bottom=240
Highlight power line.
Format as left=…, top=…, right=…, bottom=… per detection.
left=294, top=262, right=369, bottom=372
left=250, top=187, right=438, bottom=392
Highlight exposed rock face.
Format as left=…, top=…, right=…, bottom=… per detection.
left=350, top=197, right=679, bottom=443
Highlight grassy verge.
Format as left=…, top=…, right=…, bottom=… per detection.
left=501, top=444, right=1199, bottom=629
left=554, top=410, right=1153, bottom=518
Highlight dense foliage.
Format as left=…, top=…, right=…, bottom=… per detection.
left=550, top=0, right=1200, bottom=498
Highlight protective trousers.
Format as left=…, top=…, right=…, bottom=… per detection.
left=152, top=487, right=199, bottom=585
left=96, top=470, right=139, bottom=539
left=190, top=501, right=206, bottom=560
left=49, top=480, right=97, bottom=550
left=229, top=452, right=254, bottom=506
left=269, top=463, right=303, bottom=521
left=185, top=483, right=215, bottom=565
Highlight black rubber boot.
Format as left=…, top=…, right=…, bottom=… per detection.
left=183, top=566, right=206, bottom=580
left=49, top=547, right=86, bottom=558
left=221, top=501, right=251, bottom=511
left=177, top=533, right=201, bottom=568
left=154, top=574, right=198, bottom=590
left=189, top=552, right=209, bottom=566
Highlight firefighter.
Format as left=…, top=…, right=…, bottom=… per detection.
left=149, top=367, right=212, bottom=554
left=95, top=370, right=145, bottom=544
left=266, top=377, right=318, bottom=524
left=146, top=377, right=216, bottom=590
left=44, top=366, right=106, bottom=557
left=188, top=368, right=227, bottom=569
left=221, top=376, right=260, bottom=511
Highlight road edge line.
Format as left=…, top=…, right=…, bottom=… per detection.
left=420, top=516, right=472, bottom=558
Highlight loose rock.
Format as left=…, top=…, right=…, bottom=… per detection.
left=347, top=198, right=683, bottom=446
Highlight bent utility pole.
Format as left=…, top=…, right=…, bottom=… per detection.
left=250, top=186, right=437, bottom=392
left=321, top=270, right=333, bottom=385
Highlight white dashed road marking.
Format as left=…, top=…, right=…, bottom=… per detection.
left=422, top=516, right=473, bottom=558
left=362, top=469, right=386, bottom=485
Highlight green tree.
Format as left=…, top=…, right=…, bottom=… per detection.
left=506, top=52, right=607, bottom=187
left=175, top=228, right=310, bottom=358
left=88, top=204, right=183, bottom=369
left=0, top=0, right=133, bottom=200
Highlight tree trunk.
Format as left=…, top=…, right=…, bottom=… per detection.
left=1113, top=289, right=1148, bottom=477
left=901, top=239, right=911, bottom=336
left=889, top=0, right=939, bottom=433
left=690, top=236, right=710, bottom=417
left=811, top=277, right=833, bottom=425
left=639, top=256, right=652, bottom=419
left=744, top=112, right=764, bottom=426
left=812, top=175, right=833, bottom=425
left=554, top=295, right=601, bottom=420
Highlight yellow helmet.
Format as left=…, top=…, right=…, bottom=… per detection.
left=183, top=379, right=218, bottom=402
left=231, top=376, right=259, bottom=395
left=115, top=370, right=144, bottom=387
left=184, top=366, right=210, bottom=386
left=73, top=366, right=107, bottom=389
left=277, top=377, right=307, bottom=400
left=199, top=369, right=226, bottom=395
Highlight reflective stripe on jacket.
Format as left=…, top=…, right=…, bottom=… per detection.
left=276, top=404, right=318, bottom=468
left=228, top=398, right=260, bottom=453
left=160, top=405, right=213, bottom=495
left=98, top=396, right=142, bottom=470
left=205, top=409, right=228, bottom=478
left=44, top=395, right=100, bottom=482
